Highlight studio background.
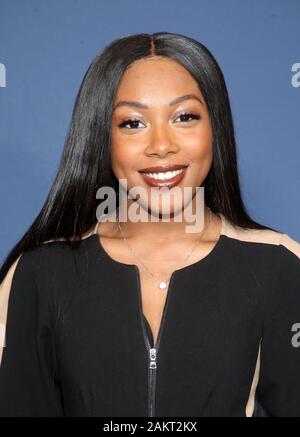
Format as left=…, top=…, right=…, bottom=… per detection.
left=0, top=0, right=299, bottom=263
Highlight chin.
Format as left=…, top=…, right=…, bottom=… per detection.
left=135, top=195, right=188, bottom=221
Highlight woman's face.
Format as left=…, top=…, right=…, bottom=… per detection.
left=111, top=56, right=213, bottom=217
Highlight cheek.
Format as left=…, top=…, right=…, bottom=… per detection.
left=111, top=139, right=141, bottom=177
left=182, top=126, right=213, bottom=164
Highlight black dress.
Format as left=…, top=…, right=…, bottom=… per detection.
left=0, top=214, right=299, bottom=417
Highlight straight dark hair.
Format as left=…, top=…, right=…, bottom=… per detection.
left=0, top=31, right=279, bottom=283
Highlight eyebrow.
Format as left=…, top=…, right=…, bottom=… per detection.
left=113, top=94, right=204, bottom=111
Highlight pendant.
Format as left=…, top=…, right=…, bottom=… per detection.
left=159, top=281, right=168, bottom=290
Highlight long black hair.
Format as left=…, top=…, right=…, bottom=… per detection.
left=0, top=31, right=279, bottom=283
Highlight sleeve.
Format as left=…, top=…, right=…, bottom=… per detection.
left=0, top=251, right=64, bottom=416
left=256, top=233, right=300, bottom=417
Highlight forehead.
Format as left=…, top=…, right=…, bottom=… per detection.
left=114, top=56, right=202, bottom=105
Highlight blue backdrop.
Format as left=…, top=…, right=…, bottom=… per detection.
left=0, top=0, right=299, bottom=262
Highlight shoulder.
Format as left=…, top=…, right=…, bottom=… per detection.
left=21, top=228, right=97, bottom=272
left=1, top=240, right=78, bottom=287
left=221, top=213, right=299, bottom=258
left=0, top=223, right=98, bottom=301
left=220, top=214, right=300, bottom=284
left=277, top=232, right=300, bottom=260
left=0, top=233, right=96, bottom=348
left=0, top=240, right=71, bottom=313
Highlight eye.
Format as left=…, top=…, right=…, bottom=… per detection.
left=174, top=112, right=201, bottom=123
left=118, top=118, right=145, bottom=130
left=117, top=112, right=201, bottom=130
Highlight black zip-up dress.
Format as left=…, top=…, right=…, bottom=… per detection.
left=0, top=214, right=299, bottom=417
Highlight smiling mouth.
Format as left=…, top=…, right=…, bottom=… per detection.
left=138, top=166, right=188, bottom=188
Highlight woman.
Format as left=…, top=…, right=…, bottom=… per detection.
left=0, top=32, right=299, bottom=417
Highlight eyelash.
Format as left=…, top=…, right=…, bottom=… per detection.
left=118, top=112, right=201, bottom=129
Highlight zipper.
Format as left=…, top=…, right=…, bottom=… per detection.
left=135, top=266, right=176, bottom=417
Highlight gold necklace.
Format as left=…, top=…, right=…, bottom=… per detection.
left=116, top=207, right=213, bottom=290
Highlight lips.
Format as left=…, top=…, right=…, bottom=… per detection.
left=139, top=164, right=188, bottom=173
left=138, top=164, right=188, bottom=189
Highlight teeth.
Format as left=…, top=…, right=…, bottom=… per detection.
left=143, top=168, right=184, bottom=180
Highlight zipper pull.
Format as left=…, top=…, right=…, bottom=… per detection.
left=149, top=348, right=157, bottom=369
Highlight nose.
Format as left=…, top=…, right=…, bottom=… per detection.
left=144, top=123, right=179, bottom=158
